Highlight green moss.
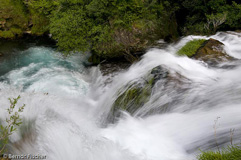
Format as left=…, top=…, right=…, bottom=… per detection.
left=114, top=87, right=141, bottom=111
left=148, top=77, right=155, bottom=86
left=178, top=39, right=206, bottom=57
left=0, top=0, right=28, bottom=30
left=197, top=145, right=241, bottom=160
left=113, top=82, right=152, bottom=115
left=0, top=27, right=23, bottom=38
left=0, top=30, right=15, bottom=38
left=10, top=27, right=23, bottom=35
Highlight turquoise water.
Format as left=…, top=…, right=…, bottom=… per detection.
left=0, top=46, right=89, bottom=96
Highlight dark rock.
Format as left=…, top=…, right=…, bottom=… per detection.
left=0, top=52, right=3, bottom=56
left=88, top=54, right=101, bottom=65
left=192, top=38, right=235, bottom=66
left=99, top=60, right=131, bottom=85
left=108, top=65, right=191, bottom=123
left=151, top=65, right=169, bottom=85
left=100, top=60, right=131, bottom=76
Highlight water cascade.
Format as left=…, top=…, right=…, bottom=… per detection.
left=0, top=32, right=241, bottom=160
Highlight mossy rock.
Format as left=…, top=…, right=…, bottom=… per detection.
left=108, top=64, right=194, bottom=122
left=114, top=84, right=152, bottom=112
left=109, top=77, right=154, bottom=122
left=108, top=65, right=171, bottom=122
left=178, top=39, right=206, bottom=57
left=192, top=38, right=235, bottom=66
left=178, top=38, right=235, bottom=66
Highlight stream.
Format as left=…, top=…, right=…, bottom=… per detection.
left=0, top=32, right=241, bottom=160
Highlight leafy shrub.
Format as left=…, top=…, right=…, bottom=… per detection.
left=10, top=27, right=23, bottom=36
left=49, top=0, right=178, bottom=60
left=183, top=22, right=208, bottom=35
left=225, top=2, right=241, bottom=29
left=0, top=96, right=25, bottom=154
left=178, top=39, right=206, bottom=57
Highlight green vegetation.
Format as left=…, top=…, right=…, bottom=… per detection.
left=197, top=145, right=241, bottom=160
left=179, top=0, right=241, bottom=35
left=0, top=0, right=28, bottom=38
left=111, top=72, right=157, bottom=118
left=178, top=39, right=206, bottom=57
left=197, top=117, right=241, bottom=160
left=49, top=0, right=178, bottom=60
left=114, top=84, right=152, bottom=113
left=0, top=96, right=25, bottom=154
left=0, top=0, right=241, bottom=61
left=0, top=31, right=15, bottom=39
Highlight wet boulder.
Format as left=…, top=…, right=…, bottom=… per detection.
left=192, top=38, right=235, bottom=66
left=109, top=79, right=153, bottom=122
left=150, top=65, right=169, bottom=85
left=112, top=66, right=170, bottom=115
left=108, top=65, right=192, bottom=122
left=150, top=65, right=191, bottom=89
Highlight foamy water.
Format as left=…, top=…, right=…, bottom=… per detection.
left=0, top=32, right=241, bottom=160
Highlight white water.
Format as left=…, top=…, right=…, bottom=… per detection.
left=0, top=32, right=241, bottom=160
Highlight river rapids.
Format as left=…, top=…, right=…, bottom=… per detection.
left=0, top=32, right=241, bottom=160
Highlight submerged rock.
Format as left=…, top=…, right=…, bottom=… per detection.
left=150, top=65, right=169, bottom=85
left=192, top=38, right=235, bottom=66
left=112, top=66, right=171, bottom=112
left=108, top=65, right=191, bottom=122
left=109, top=80, right=153, bottom=122
left=0, top=52, right=3, bottom=56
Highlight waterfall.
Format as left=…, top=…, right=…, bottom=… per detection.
left=0, top=32, right=241, bottom=160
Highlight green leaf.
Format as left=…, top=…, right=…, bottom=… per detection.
left=10, top=126, right=13, bottom=132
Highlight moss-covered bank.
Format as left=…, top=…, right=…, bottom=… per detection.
left=0, top=0, right=49, bottom=39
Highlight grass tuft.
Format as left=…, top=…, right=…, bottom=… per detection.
left=197, top=145, right=241, bottom=160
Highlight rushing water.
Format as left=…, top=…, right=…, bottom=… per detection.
left=0, top=32, right=241, bottom=160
